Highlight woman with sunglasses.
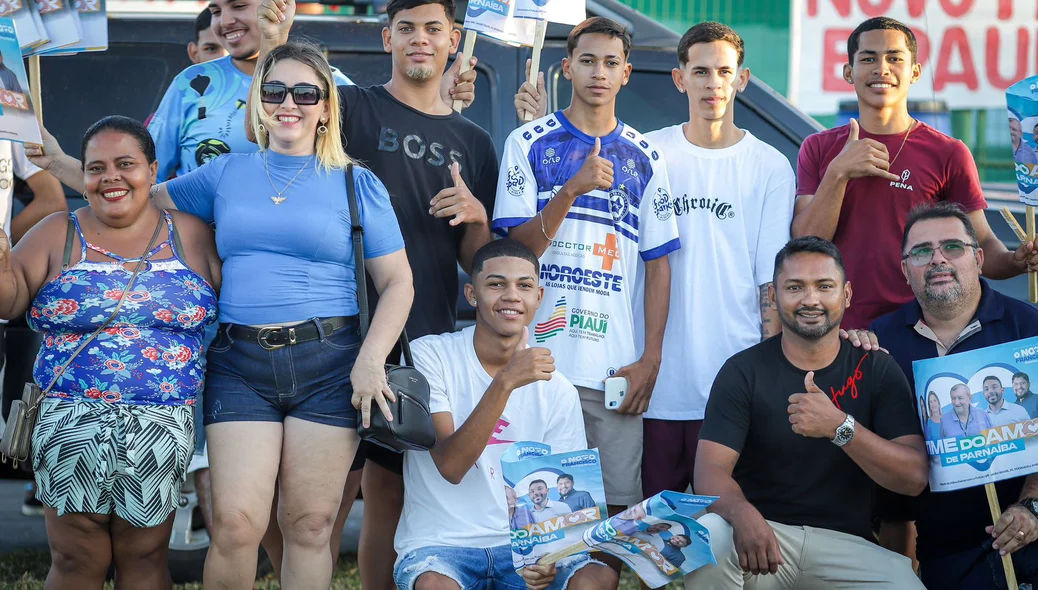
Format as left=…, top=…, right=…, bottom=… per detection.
left=28, top=41, right=413, bottom=590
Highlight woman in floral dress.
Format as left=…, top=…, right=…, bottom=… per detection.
left=0, top=115, right=221, bottom=590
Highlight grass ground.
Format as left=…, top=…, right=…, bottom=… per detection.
left=0, top=550, right=682, bottom=589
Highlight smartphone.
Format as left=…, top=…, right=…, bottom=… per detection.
left=604, top=377, right=628, bottom=410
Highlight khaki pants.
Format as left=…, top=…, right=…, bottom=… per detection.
left=685, top=513, right=923, bottom=589
left=577, top=386, right=643, bottom=506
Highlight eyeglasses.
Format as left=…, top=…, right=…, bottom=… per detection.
left=902, top=239, right=978, bottom=267
left=260, top=83, right=326, bottom=106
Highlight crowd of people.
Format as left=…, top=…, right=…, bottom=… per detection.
left=2, top=0, right=1038, bottom=588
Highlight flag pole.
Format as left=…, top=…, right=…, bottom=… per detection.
left=28, top=55, right=41, bottom=122
left=523, top=19, right=548, bottom=122
left=453, top=30, right=478, bottom=113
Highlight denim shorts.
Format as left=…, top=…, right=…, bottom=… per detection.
left=394, top=544, right=598, bottom=590
left=202, top=319, right=360, bottom=429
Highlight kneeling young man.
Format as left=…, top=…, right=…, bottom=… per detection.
left=393, top=239, right=618, bottom=590
left=688, top=236, right=929, bottom=589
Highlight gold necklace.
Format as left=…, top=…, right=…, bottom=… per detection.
left=888, top=119, right=916, bottom=168
left=264, top=151, right=315, bottom=205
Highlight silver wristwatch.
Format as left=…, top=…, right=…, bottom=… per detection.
left=832, top=414, right=856, bottom=447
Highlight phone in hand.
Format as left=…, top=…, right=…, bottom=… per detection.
left=604, top=377, right=628, bottom=411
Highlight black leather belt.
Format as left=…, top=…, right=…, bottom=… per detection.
left=228, top=316, right=356, bottom=350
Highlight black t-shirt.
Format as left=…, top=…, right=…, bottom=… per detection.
left=700, top=336, right=921, bottom=540
left=339, top=85, right=499, bottom=339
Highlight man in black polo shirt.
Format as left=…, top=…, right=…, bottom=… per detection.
left=688, top=236, right=928, bottom=588
left=867, top=202, right=1038, bottom=589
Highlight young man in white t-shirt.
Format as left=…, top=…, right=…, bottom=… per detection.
left=640, top=23, right=794, bottom=498
left=394, top=239, right=618, bottom=590
left=493, top=18, right=680, bottom=533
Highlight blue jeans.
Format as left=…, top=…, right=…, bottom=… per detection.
left=394, top=544, right=597, bottom=590
left=920, top=541, right=1038, bottom=589
left=202, top=319, right=361, bottom=428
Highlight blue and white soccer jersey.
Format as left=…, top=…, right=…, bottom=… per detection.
left=149, top=56, right=354, bottom=180
left=492, top=112, right=680, bottom=391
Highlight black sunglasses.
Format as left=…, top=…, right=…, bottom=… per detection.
left=260, top=82, right=326, bottom=106
left=902, top=239, right=979, bottom=267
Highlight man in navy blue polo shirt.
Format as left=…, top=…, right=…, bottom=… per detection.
left=865, top=202, right=1038, bottom=588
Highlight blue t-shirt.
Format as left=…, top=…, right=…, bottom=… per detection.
left=149, top=56, right=353, bottom=180
left=166, top=151, right=404, bottom=325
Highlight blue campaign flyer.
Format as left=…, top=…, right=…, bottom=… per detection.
left=0, top=17, right=41, bottom=143
left=501, top=441, right=607, bottom=569
left=913, top=336, right=1038, bottom=492
left=1008, top=76, right=1038, bottom=206
left=462, top=0, right=535, bottom=46
left=591, top=492, right=717, bottom=588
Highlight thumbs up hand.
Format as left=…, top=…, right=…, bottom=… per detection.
left=562, top=137, right=614, bottom=198
left=497, top=327, right=555, bottom=391
left=430, top=161, right=488, bottom=227
left=831, top=118, right=901, bottom=182
left=787, top=371, right=847, bottom=439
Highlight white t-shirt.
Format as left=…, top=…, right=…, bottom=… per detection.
left=641, top=126, right=794, bottom=420
left=492, top=112, right=681, bottom=390
left=394, top=326, right=589, bottom=559
left=0, top=141, right=43, bottom=328
left=0, top=140, right=43, bottom=232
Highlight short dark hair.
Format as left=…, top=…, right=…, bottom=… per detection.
left=847, top=17, right=918, bottom=63
left=81, top=115, right=156, bottom=166
left=194, top=7, right=213, bottom=41
left=386, top=0, right=454, bottom=23
left=773, top=236, right=846, bottom=284
left=529, top=479, right=547, bottom=489
left=677, top=22, right=744, bottom=67
left=471, top=239, right=540, bottom=278
left=568, top=17, right=631, bottom=60
left=1014, top=372, right=1030, bottom=384
left=901, top=202, right=980, bottom=253
left=557, top=474, right=574, bottom=483
left=984, top=375, right=1003, bottom=387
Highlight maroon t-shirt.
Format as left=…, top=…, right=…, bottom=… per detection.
left=796, top=122, right=987, bottom=329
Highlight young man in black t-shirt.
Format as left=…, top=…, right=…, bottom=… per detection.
left=251, top=0, right=498, bottom=586
left=687, top=237, right=928, bottom=588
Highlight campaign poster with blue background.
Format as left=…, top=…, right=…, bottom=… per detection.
left=502, top=441, right=607, bottom=569
left=914, top=336, right=1038, bottom=492
left=462, top=0, right=535, bottom=46
left=1008, top=76, right=1038, bottom=206
left=0, top=17, right=40, bottom=143
left=590, top=492, right=716, bottom=588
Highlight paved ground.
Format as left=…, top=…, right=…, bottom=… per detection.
left=0, top=480, right=364, bottom=555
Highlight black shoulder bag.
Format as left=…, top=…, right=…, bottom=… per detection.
left=347, top=164, right=437, bottom=453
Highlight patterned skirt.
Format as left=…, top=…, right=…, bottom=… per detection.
left=31, top=398, right=195, bottom=528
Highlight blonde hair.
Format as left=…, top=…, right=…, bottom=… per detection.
left=249, top=41, right=351, bottom=172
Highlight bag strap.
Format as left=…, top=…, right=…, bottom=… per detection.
left=346, top=164, right=414, bottom=367
left=33, top=214, right=165, bottom=406
left=61, top=216, right=75, bottom=270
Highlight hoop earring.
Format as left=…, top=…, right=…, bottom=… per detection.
left=317, top=124, right=328, bottom=136
left=258, top=123, right=266, bottom=134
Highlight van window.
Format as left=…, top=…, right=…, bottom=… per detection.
left=42, top=44, right=184, bottom=157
